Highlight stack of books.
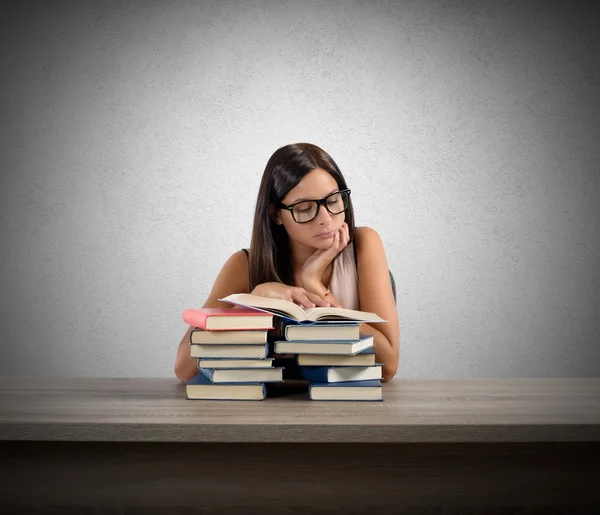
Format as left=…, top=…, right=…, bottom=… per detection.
left=274, top=322, right=383, bottom=401
left=182, top=307, right=285, bottom=400
left=219, top=294, right=387, bottom=402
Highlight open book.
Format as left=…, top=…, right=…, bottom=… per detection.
left=219, top=293, right=386, bottom=324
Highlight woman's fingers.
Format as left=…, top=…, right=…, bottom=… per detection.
left=305, top=290, right=331, bottom=307
left=329, top=230, right=341, bottom=252
left=340, top=222, right=349, bottom=248
left=276, top=286, right=333, bottom=309
left=292, top=288, right=315, bottom=308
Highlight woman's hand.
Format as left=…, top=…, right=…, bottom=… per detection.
left=300, top=222, right=350, bottom=291
left=251, top=282, right=331, bottom=309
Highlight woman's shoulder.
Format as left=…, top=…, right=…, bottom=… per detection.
left=353, top=226, right=386, bottom=264
left=220, top=249, right=250, bottom=278
left=211, top=249, right=250, bottom=294
left=354, top=226, right=383, bottom=246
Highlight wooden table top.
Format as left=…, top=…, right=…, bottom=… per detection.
left=0, top=376, right=598, bottom=443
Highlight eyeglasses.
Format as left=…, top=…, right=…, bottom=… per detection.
left=278, top=189, right=351, bottom=224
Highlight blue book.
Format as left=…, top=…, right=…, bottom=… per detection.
left=185, top=372, right=266, bottom=400
left=197, top=358, right=274, bottom=369
left=300, top=364, right=382, bottom=383
left=308, top=379, right=383, bottom=401
left=297, top=348, right=376, bottom=367
left=274, top=335, right=374, bottom=355
left=199, top=366, right=284, bottom=383
left=282, top=321, right=361, bottom=341
left=189, top=343, right=269, bottom=359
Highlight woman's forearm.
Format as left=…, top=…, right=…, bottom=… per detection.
left=360, top=322, right=398, bottom=382
left=301, top=281, right=398, bottom=381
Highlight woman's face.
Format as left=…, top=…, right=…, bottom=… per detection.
left=276, top=168, right=346, bottom=250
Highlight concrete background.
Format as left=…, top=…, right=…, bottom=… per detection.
left=1, top=0, right=599, bottom=378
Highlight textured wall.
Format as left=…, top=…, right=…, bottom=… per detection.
left=1, top=0, right=599, bottom=378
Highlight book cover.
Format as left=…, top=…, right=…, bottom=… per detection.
left=183, top=307, right=274, bottom=331
left=185, top=372, right=266, bottom=400
left=219, top=293, right=385, bottom=324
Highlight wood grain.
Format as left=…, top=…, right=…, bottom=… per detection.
left=1, top=377, right=599, bottom=443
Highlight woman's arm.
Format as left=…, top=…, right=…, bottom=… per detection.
left=355, top=227, right=400, bottom=382
left=174, top=250, right=250, bottom=383
left=174, top=251, right=331, bottom=383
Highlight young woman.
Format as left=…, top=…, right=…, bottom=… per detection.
left=175, top=143, right=400, bottom=384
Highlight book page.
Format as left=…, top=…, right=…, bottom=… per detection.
left=304, top=306, right=386, bottom=322
left=220, top=293, right=386, bottom=323
left=220, top=293, right=307, bottom=321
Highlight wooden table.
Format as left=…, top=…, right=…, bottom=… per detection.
left=1, top=377, right=599, bottom=514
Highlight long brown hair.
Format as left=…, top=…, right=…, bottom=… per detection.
left=248, top=143, right=356, bottom=292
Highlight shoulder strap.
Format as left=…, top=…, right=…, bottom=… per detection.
left=241, top=249, right=251, bottom=290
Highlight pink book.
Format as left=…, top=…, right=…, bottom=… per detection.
left=183, top=308, right=274, bottom=331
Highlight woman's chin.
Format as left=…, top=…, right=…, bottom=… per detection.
left=312, top=237, right=335, bottom=248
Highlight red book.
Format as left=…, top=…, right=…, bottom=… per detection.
left=183, top=308, right=274, bottom=331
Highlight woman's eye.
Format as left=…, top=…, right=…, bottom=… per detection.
left=295, top=203, right=313, bottom=213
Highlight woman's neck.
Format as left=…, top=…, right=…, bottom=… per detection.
left=289, top=243, right=314, bottom=271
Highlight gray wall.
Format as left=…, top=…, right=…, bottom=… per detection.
left=1, top=0, right=599, bottom=379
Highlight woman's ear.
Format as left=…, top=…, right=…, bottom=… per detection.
left=269, top=204, right=283, bottom=225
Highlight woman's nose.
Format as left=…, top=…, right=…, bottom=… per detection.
left=316, top=204, right=332, bottom=224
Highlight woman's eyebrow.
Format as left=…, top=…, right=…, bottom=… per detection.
left=290, top=189, right=339, bottom=203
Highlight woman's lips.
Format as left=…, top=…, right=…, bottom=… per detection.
left=316, top=231, right=335, bottom=239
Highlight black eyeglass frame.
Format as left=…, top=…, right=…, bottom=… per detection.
left=278, top=189, right=351, bottom=224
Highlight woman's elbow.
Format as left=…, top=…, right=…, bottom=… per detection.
left=381, top=360, right=399, bottom=383
left=174, top=361, right=195, bottom=384
left=174, top=367, right=186, bottom=383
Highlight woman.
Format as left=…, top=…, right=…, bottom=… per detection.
left=175, top=143, right=399, bottom=384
